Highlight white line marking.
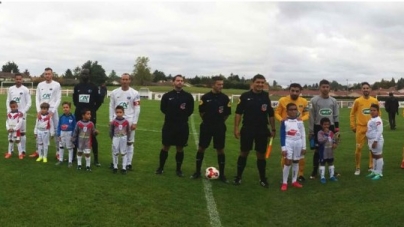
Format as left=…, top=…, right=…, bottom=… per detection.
left=190, top=114, right=222, bottom=227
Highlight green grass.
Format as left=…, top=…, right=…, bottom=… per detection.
left=0, top=94, right=404, bottom=226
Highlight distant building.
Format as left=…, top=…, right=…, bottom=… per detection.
left=0, top=72, right=32, bottom=82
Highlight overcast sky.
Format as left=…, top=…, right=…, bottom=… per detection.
left=1, top=1, right=404, bottom=86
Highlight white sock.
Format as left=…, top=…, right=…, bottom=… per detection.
left=8, top=142, right=13, bottom=154
left=122, top=154, right=127, bottom=169
left=85, top=156, right=91, bottom=167
left=21, top=135, right=26, bottom=152
left=59, top=148, right=64, bottom=162
left=77, top=155, right=82, bottom=166
left=329, top=165, right=335, bottom=178
left=55, top=136, right=59, bottom=155
left=373, top=158, right=376, bottom=171
left=113, top=154, right=118, bottom=169
left=282, top=165, right=291, bottom=184
left=43, top=146, right=48, bottom=158
left=292, top=162, right=299, bottom=183
left=126, top=144, right=134, bottom=165
left=68, top=149, right=73, bottom=163
left=376, top=158, right=384, bottom=175
left=17, top=143, right=23, bottom=155
left=320, top=166, right=326, bottom=179
left=38, top=144, right=43, bottom=157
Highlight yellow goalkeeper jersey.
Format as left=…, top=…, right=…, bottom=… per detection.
left=275, top=95, right=309, bottom=121
left=350, top=96, right=379, bottom=129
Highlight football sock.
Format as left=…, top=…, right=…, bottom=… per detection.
left=8, top=142, right=13, bottom=154
left=372, top=158, right=376, bottom=171
left=283, top=165, right=291, bottom=184
left=54, top=136, right=59, bottom=155
left=319, top=166, right=325, bottom=179
left=122, top=154, right=127, bottom=170
left=236, top=156, right=247, bottom=178
left=77, top=155, right=82, bottom=166
left=17, top=142, right=23, bottom=155
left=298, top=156, right=305, bottom=176
left=175, top=151, right=184, bottom=171
left=196, top=152, right=204, bottom=173
left=218, top=153, right=225, bottom=176
left=68, top=149, right=73, bottom=163
left=113, top=154, right=118, bottom=169
left=376, top=158, right=384, bottom=175
left=369, top=151, right=373, bottom=169
left=257, top=159, right=266, bottom=181
left=85, top=156, right=91, bottom=167
left=43, top=146, right=48, bottom=158
left=126, top=144, right=134, bottom=166
left=159, top=149, right=168, bottom=169
left=59, top=147, right=64, bottom=162
left=312, top=151, right=319, bottom=175
left=292, top=162, right=299, bottom=183
left=21, top=135, right=26, bottom=152
left=38, top=144, right=43, bottom=157
left=355, top=148, right=361, bottom=169
left=329, top=165, right=335, bottom=178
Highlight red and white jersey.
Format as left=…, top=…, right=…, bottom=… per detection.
left=7, top=85, right=32, bottom=114
left=366, top=116, right=383, bottom=142
left=34, top=113, right=55, bottom=136
left=36, top=80, right=61, bottom=114
left=109, top=87, right=141, bottom=124
left=280, top=118, right=306, bottom=151
left=6, top=111, right=23, bottom=131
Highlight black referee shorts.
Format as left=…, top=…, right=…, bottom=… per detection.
left=240, top=126, right=270, bottom=153
left=198, top=122, right=226, bottom=150
left=162, top=123, right=189, bottom=147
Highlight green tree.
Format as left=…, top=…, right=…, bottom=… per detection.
left=64, top=69, right=74, bottom=79
left=81, top=60, right=108, bottom=85
left=2, top=61, right=20, bottom=73
left=152, top=70, right=166, bottom=82
left=23, top=69, right=30, bottom=77
left=73, top=66, right=81, bottom=79
left=107, top=70, right=120, bottom=83
left=133, top=56, right=152, bottom=86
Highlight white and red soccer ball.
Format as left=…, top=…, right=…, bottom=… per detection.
left=205, top=167, right=220, bottom=180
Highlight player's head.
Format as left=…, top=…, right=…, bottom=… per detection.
left=211, top=76, right=224, bottom=93
left=115, top=105, right=125, bottom=118
left=370, top=103, right=380, bottom=117
left=44, top=67, right=53, bottom=82
left=320, top=117, right=331, bottom=130
left=81, top=108, right=92, bottom=121
left=120, top=73, right=131, bottom=89
left=361, top=82, right=371, bottom=97
left=40, top=102, right=50, bottom=114
left=251, top=74, right=266, bottom=93
left=172, top=74, right=184, bottom=90
left=62, top=101, right=71, bottom=114
left=14, top=73, right=23, bottom=87
left=319, top=79, right=330, bottom=97
left=289, top=83, right=302, bottom=100
left=80, top=69, right=90, bottom=83
left=9, top=100, right=18, bottom=112
left=286, top=103, right=298, bottom=118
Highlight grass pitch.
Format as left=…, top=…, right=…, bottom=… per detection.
left=0, top=94, right=404, bottom=226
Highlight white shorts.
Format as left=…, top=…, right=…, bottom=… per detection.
left=36, top=130, right=50, bottom=146
left=59, top=131, right=73, bottom=149
left=112, top=136, right=128, bottom=155
left=368, top=139, right=384, bottom=155
left=284, top=139, right=303, bottom=161
left=78, top=149, right=91, bottom=154
left=8, top=130, right=21, bottom=142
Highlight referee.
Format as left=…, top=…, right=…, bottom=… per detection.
left=190, top=76, right=231, bottom=183
left=72, top=69, right=102, bottom=166
left=233, top=74, right=276, bottom=188
left=155, top=75, right=194, bottom=177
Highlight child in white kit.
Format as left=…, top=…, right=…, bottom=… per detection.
left=366, top=103, right=384, bottom=180
left=34, top=102, right=55, bottom=163
left=5, top=101, right=24, bottom=159
left=110, top=106, right=131, bottom=174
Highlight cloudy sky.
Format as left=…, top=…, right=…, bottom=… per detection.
left=1, top=1, right=404, bottom=86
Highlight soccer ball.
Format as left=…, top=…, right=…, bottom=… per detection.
left=205, top=167, right=220, bottom=180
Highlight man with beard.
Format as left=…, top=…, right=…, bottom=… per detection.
left=275, top=83, right=309, bottom=182
left=350, top=82, right=379, bottom=175
left=72, top=69, right=102, bottom=166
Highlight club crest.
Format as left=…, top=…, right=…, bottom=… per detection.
left=261, top=104, right=267, bottom=111
left=83, top=126, right=87, bottom=132
left=218, top=106, right=224, bottom=113
left=180, top=103, right=186, bottom=109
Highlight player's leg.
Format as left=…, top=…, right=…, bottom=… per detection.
left=65, top=133, right=73, bottom=167
left=214, top=123, right=227, bottom=182
left=234, top=127, right=253, bottom=185
left=174, top=124, right=189, bottom=177
left=42, top=132, right=50, bottom=163
left=156, top=124, right=171, bottom=174
left=5, top=133, right=13, bottom=158
left=57, top=132, right=65, bottom=164
left=76, top=148, right=83, bottom=170
left=15, top=130, right=23, bottom=158
left=53, top=112, right=59, bottom=159
left=120, top=137, right=128, bottom=174
left=20, top=114, right=27, bottom=155
left=191, top=123, right=210, bottom=179
left=126, top=130, right=135, bottom=170
left=84, top=149, right=92, bottom=171
left=310, top=125, right=321, bottom=179
left=354, top=126, right=365, bottom=175
left=36, top=132, right=44, bottom=162
left=111, top=137, right=119, bottom=171
left=255, top=129, right=269, bottom=188
left=91, top=113, right=100, bottom=166
left=291, top=141, right=302, bottom=188
left=73, top=111, right=81, bottom=162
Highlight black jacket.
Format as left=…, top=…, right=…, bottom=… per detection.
left=73, top=82, right=102, bottom=112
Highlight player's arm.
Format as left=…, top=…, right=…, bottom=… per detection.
left=57, top=115, right=62, bottom=137
left=268, top=99, right=276, bottom=137
left=6, top=90, right=11, bottom=113
left=333, top=99, right=340, bottom=131
left=14, top=113, right=23, bottom=131
left=34, top=118, right=38, bottom=135
left=298, top=121, right=306, bottom=150
left=71, top=123, right=79, bottom=144
left=317, top=131, right=327, bottom=144
left=160, top=93, right=168, bottom=114
left=300, top=100, right=309, bottom=121
left=108, top=91, right=115, bottom=122
left=35, top=85, right=41, bottom=113
left=186, top=93, right=194, bottom=117
left=50, top=117, right=55, bottom=137
left=375, top=118, right=383, bottom=141
left=274, top=98, right=284, bottom=122
left=126, top=121, right=131, bottom=141
left=280, top=120, right=286, bottom=152
left=6, top=114, right=10, bottom=131
left=198, top=95, right=206, bottom=119
left=308, top=99, right=315, bottom=135
left=109, top=121, right=114, bottom=139
left=133, top=92, right=141, bottom=126
left=224, top=97, right=232, bottom=122
left=50, top=83, right=62, bottom=114
left=23, top=88, right=32, bottom=114
left=349, top=99, right=358, bottom=130
left=93, top=85, right=102, bottom=111
left=234, top=95, right=244, bottom=139
left=72, top=85, right=78, bottom=107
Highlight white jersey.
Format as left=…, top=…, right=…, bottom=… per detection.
left=7, top=85, right=32, bottom=114
left=109, top=87, right=141, bottom=124
left=36, top=80, right=61, bottom=114
left=366, top=116, right=383, bottom=142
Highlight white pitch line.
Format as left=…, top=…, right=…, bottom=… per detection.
left=190, top=114, right=222, bottom=227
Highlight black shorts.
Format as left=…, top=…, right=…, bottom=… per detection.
left=162, top=123, right=189, bottom=147
left=198, top=122, right=226, bottom=149
left=240, top=126, right=270, bottom=153
left=313, top=124, right=335, bottom=149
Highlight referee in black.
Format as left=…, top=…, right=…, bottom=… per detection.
left=233, top=74, right=276, bottom=188
left=155, top=74, right=194, bottom=177
left=72, top=69, right=103, bottom=166
left=190, top=76, right=231, bottom=182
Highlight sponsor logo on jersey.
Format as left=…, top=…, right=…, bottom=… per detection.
left=261, top=104, right=267, bottom=111
left=118, top=125, right=123, bottom=130
left=12, top=97, right=21, bottom=103
left=19, top=92, right=23, bottom=95
left=287, top=129, right=297, bottom=136
left=42, top=93, right=51, bottom=99
left=180, top=103, right=186, bottom=109
left=362, top=108, right=371, bottom=114
left=83, top=126, right=87, bottom=132
left=319, top=108, right=332, bottom=116
left=79, top=94, right=90, bottom=103
left=118, top=102, right=128, bottom=109
left=69, top=119, right=73, bottom=123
